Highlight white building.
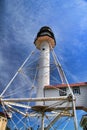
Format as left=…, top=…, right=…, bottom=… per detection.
left=44, top=82, right=87, bottom=111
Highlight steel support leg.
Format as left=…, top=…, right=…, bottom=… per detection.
left=41, top=113, right=44, bottom=130
left=73, top=99, right=78, bottom=130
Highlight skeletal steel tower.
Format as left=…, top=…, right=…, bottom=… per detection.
left=0, top=26, right=78, bottom=130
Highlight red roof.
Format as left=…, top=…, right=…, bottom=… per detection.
left=44, top=82, right=87, bottom=89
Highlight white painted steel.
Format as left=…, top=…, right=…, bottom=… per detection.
left=37, top=41, right=50, bottom=105
left=1, top=96, right=68, bottom=102
left=4, top=102, right=31, bottom=109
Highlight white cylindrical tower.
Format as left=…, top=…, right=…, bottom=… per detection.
left=34, top=26, right=56, bottom=105
left=37, top=41, right=50, bottom=98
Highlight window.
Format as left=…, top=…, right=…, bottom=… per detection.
left=59, top=88, right=67, bottom=96
left=73, top=87, right=80, bottom=95
left=42, top=48, right=45, bottom=51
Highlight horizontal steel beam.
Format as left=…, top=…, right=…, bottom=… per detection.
left=1, top=96, right=69, bottom=102
left=4, top=102, right=31, bottom=109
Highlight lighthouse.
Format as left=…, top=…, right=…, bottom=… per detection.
left=34, top=26, right=56, bottom=105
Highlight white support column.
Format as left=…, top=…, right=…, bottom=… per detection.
left=41, top=113, right=44, bottom=130
left=73, top=99, right=78, bottom=130
left=37, top=41, right=50, bottom=104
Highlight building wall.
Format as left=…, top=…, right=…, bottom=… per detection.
left=44, top=85, right=87, bottom=109
left=0, top=116, right=7, bottom=130
left=74, top=86, right=87, bottom=108
left=44, top=88, right=72, bottom=108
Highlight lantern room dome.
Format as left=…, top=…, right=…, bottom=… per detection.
left=34, top=26, right=56, bottom=49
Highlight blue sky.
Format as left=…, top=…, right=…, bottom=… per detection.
left=0, top=0, right=87, bottom=129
